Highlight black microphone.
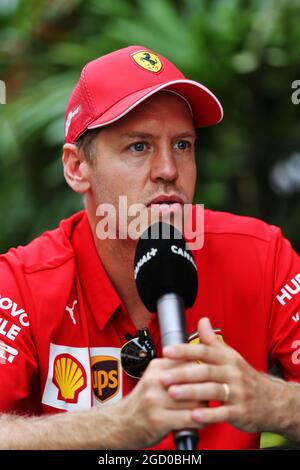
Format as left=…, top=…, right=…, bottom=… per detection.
left=134, top=222, right=199, bottom=451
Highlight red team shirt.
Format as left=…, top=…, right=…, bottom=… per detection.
left=0, top=208, right=300, bottom=449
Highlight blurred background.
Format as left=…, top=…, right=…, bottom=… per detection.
left=1, top=0, right=300, bottom=253
left=0, top=0, right=300, bottom=448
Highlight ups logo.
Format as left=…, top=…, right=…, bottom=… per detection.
left=91, top=356, right=120, bottom=403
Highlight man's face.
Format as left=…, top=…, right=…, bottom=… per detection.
left=86, top=91, right=197, bottom=238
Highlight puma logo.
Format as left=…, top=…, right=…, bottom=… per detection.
left=65, top=106, right=80, bottom=136
left=65, top=300, right=78, bottom=325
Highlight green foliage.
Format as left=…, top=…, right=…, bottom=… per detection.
left=260, top=431, right=287, bottom=448
left=1, top=0, right=300, bottom=253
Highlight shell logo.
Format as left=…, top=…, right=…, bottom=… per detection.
left=131, top=50, right=162, bottom=73
left=52, top=353, right=87, bottom=404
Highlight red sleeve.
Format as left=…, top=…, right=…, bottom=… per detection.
left=267, top=228, right=300, bottom=382
left=0, top=252, right=39, bottom=413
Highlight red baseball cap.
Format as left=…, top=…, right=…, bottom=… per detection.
left=65, top=45, right=223, bottom=143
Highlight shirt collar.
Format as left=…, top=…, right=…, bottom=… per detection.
left=71, top=211, right=121, bottom=330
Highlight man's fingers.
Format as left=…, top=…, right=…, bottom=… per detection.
left=192, top=405, right=233, bottom=424
left=164, top=410, right=205, bottom=431
left=198, top=317, right=220, bottom=346
left=168, top=382, right=229, bottom=403
left=163, top=343, right=225, bottom=365
left=168, top=399, right=207, bottom=410
left=160, top=363, right=229, bottom=386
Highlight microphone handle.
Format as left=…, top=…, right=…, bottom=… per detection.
left=157, top=293, right=199, bottom=451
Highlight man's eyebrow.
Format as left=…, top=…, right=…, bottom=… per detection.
left=121, top=131, right=196, bottom=139
left=173, top=131, right=197, bottom=139
left=121, top=132, right=158, bottom=139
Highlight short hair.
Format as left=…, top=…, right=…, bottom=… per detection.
left=75, top=128, right=101, bottom=162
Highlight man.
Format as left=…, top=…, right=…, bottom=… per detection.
left=0, top=45, right=300, bottom=450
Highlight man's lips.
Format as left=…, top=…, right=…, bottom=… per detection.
left=146, top=195, right=185, bottom=215
left=146, top=195, right=184, bottom=206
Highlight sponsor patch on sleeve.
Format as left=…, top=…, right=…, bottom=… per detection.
left=42, top=344, right=91, bottom=411
left=90, top=347, right=122, bottom=407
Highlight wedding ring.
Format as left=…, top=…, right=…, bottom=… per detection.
left=222, top=383, right=230, bottom=402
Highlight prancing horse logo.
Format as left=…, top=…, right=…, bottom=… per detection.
left=141, top=52, right=158, bottom=67
left=131, top=50, right=162, bottom=73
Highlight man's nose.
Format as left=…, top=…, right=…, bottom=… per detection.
left=150, top=146, right=178, bottom=183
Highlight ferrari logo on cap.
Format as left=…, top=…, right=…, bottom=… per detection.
left=131, top=50, right=162, bottom=73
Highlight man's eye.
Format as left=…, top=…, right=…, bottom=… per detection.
left=130, top=142, right=146, bottom=152
left=175, top=140, right=191, bottom=150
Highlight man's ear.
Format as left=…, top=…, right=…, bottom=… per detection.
left=62, top=143, right=91, bottom=194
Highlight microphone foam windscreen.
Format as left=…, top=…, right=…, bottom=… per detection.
left=134, top=222, right=198, bottom=313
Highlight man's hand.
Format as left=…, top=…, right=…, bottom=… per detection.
left=114, top=357, right=205, bottom=449
left=162, top=317, right=285, bottom=434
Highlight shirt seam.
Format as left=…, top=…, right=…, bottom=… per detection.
left=204, top=231, right=272, bottom=244
left=23, top=254, right=75, bottom=275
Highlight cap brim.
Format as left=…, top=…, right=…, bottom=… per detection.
left=87, top=79, right=223, bottom=131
